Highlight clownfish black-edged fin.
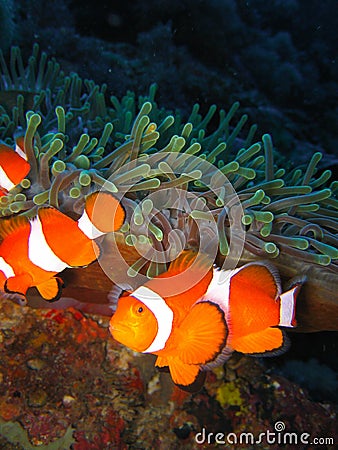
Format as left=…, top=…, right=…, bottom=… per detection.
left=177, top=301, right=227, bottom=365
left=0, top=214, right=29, bottom=241
left=155, top=356, right=169, bottom=370
left=36, top=276, right=64, bottom=301
left=167, top=356, right=201, bottom=387
left=38, top=205, right=79, bottom=230
left=248, top=331, right=291, bottom=358
left=156, top=365, right=170, bottom=373
left=202, top=345, right=233, bottom=370
left=4, top=273, right=33, bottom=296
left=157, top=355, right=206, bottom=391
left=231, top=327, right=287, bottom=356
left=85, top=191, right=126, bottom=233
left=175, top=370, right=207, bottom=393
left=234, top=261, right=282, bottom=300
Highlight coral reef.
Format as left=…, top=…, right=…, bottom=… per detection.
left=278, top=358, right=338, bottom=403
left=0, top=298, right=336, bottom=449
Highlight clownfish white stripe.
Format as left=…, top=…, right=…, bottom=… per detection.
left=279, top=286, right=297, bottom=327
left=0, top=165, right=15, bottom=191
left=0, top=256, right=15, bottom=278
left=200, top=267, right=241, bottom=313
left=77, top=209, right=105, bottom=239
left=28, top=216, right=69, bottom=273
left=15, top=143, right=27, bottom=160
left=132, top=286, right=174, bottom=353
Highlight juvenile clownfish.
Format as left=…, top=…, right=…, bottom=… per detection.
left=0, top=191, right=125, bottom=300
left=109, top=251, right=302, bottom=390
left=0, top=137, right=30, bottom=193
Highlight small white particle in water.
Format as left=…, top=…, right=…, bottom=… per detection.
left=147, top=373, right=160, bottom=395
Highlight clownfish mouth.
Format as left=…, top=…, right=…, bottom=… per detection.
left=109, top=322, right=132, bottom=337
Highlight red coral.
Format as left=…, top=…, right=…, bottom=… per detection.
left=73, top=411, right=126, bottom=450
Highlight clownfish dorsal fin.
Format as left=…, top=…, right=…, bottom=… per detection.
left=0, top=214, right=29, bottom=241
left=0, top=143, right=15, bottom=160
left=37, top=206, right=99, bottom=267
left=166, top=250, right=213, bottom=277
left=37, top=206, right=81, bottom=235
left=227, top=261, right=284, bottom=342
left=82, top=191, right=125, bottom=237
left=176, top=301, right=227, bottom=365
left=0, top=143, right=30, bottom=186
left=231, top=327, right=287, bottom=355
left=146, top=250, right=214, bottom=307
left=36, top=276, right=64, bottom=301
left=232, top=261, right=281, bottom=300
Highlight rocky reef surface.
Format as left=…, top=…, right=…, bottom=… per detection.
left=0, top=298, right=336, bottom=449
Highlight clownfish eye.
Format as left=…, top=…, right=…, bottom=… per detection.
left=137, top=306, right=143, bottom=314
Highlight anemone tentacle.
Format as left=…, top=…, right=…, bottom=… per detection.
left=0, top=45, right=336, bottom=285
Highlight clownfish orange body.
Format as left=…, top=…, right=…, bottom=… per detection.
left=0, top=191, right=125, bottom=300
left=109, top=251, right=301, bottom=390
left=0, top=137, right=30, bottom=194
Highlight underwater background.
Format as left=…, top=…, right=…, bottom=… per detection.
left=0, top=0, right=337, bottom=448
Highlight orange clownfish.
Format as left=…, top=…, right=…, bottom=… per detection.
left=0, top=191, right=125, bottom=300
left=0, top=137, right=30, bottom=194
left=109, top=251, right=301, bottom=390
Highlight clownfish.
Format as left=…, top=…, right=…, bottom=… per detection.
left=109, top=251, right=302, bottom=390
left=0, top=137, right=30, bottom=194
left=0, top=191, right=125, bottom=300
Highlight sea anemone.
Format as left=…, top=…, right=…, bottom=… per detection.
left=0, top=45, right=337, bottom=329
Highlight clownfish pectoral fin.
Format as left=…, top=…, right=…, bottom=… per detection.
left=36, top=277, right=64, bottom=301
left=4, top=273, right=33, bottom=296
left=167, top=356, right=201, bottom=388
left=177, top=301, right=227, bottom=365
left=176, top=370, right=207, bottom=393
left=155, top=355, right=169, bottom=369
left=156, top=355, right=205, bottom=391
left=231, top=327, right=288, bottom=356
